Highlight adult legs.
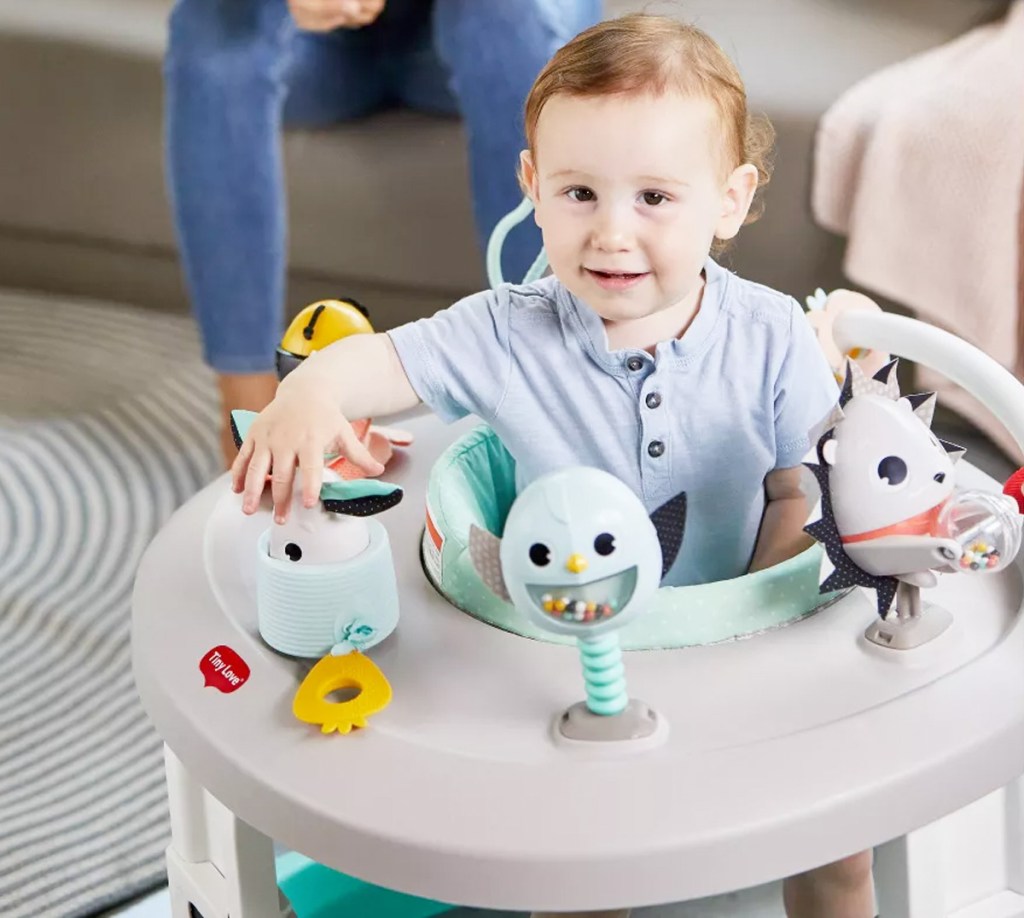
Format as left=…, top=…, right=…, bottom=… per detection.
left=428, top=0, right=603, bottom=283
left=164, top=0, right=603, bottom=463
left=783, top=849, right=875, bottom=918
left=164, top=0, right=388, bottom=463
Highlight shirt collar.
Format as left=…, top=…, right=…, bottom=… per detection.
left=557, top=256, right=727, bottom=373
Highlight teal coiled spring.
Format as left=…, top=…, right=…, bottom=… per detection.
left=577, top=633, right=628, bottom=716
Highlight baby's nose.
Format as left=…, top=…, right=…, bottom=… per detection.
left=591, top=226, right=631, bottom=252
left=590, top=209, right=633, bottom=251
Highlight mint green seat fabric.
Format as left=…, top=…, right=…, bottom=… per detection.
left=423, top=426, right=837, bottom=649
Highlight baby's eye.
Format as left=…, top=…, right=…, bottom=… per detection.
left=567, top=187, right=595, bottom=203
left=641, top=191, right=666, bottom=206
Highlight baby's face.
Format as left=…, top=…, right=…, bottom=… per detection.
left=523, top=91, right=750, bottom=327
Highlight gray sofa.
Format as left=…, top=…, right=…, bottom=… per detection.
left=0, top=0, right=992, bottom=332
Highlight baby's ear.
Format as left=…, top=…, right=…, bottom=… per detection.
left=519, top=150, right=540, bottom=206
left=715, top=163, right=758, bottom=241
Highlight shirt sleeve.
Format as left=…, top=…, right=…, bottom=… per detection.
left=386, top=286, right=512, bottom=424
left=773, top=298, right=840, bottom=468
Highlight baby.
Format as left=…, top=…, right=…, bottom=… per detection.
left=233, top=13, right=873, bottom=918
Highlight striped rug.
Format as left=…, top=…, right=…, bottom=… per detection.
left=0, top=291, right=220, bottom=918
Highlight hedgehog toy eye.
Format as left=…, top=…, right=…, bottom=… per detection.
left=877, top=456, right=908, bottom=486
left=529, top=543, right=551, bottom=566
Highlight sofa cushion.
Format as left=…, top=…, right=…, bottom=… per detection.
left=0, top=10, right=483, bottom=297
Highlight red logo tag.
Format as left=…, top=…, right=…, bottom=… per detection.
left=199, top=645, right=250, bottom=693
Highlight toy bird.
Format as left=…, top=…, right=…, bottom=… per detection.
left=469, top=467, right=685, bottom=741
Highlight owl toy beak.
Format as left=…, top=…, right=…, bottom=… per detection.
left=565, top=553, right=589, bottom=574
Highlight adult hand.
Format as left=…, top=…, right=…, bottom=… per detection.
left=287, top=0, right=386, bottom=32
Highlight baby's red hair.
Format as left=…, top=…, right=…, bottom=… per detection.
left=521, top=13, right=775, bottom=231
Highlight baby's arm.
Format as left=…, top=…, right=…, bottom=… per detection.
left=755, top=294, right=839, bottom=571
left=231, top=332, right=420, bottom=521
left=748, top=466, right=813, bottom=572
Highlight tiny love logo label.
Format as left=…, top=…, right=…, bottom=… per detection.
left=199, top=645, right=250, bottom=694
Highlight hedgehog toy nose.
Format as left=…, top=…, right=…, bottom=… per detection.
left=934, top=472, right=946, bottom=483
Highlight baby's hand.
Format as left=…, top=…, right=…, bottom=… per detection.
left=230, top=386, right=385, bottom=523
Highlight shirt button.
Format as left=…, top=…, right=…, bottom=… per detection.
left=647, top=440, right=665, bottom=458
left=645, top=392, right=662, bottom=409
left=626, top=356, right=644, bottom=372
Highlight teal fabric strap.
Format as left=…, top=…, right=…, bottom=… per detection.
left=321, top=479, right=398, bottom=501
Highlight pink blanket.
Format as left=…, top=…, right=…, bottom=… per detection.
left=813, top=1, right=1024, bottom=462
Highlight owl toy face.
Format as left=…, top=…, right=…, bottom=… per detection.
left=498, top=468, right=662, bottom=637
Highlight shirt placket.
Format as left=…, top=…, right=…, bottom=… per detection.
left=626, top=352, right=673, bottom=503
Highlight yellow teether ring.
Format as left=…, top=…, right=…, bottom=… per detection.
left=292, top=651, right=392, bottom=735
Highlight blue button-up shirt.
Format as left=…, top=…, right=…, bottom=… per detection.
left=388, top=258, right=838, bottom=585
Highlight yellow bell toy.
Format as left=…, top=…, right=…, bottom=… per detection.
left=276, top=298, right=374, bottom=380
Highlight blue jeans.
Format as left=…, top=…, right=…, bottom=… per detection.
left=164, top=0, right=600, bottom=373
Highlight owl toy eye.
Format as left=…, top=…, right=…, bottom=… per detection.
left=529, top=543, right=551, bottom=566
left=877, top=456, right=908, bottom=486
left=284, top=542, right=303, bottom=562
left=594, top=533, right=616, bottom=555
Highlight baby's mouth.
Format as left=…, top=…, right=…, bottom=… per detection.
left=585, top=268, right=650, bottom=291
left=587, top=268, right=648, bottom=279
left=526, top=567, right=638, bottom=624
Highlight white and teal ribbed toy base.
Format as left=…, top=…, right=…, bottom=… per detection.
left=423, top=426, right=838, bottom=649
left=256, top=522, right=399, bottom=658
